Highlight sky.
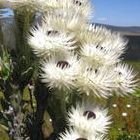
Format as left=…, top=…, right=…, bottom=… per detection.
left=0, top=8, right=14, bottom=19
left=91, top=0, right=140, bottom=26
left=0, top=1, right=140, bottom=26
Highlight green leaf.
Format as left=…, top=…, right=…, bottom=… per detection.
left=0, top=124, right=9, bottom=131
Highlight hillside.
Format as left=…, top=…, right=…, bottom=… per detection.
left=95, top=23, right=140, bottom=36
left=95, top=23, right=140, bottom=60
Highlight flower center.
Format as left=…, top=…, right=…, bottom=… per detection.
left=56, top=61, right=70, bottom=69
left=73, top=0, right=82, bottom=6
left=87, top=67, right=93, bottom=72
left=96, top=45, right=104, bottom=50
left=83, top=110, right=96, bottom=119
left=46, top=30, right=58, bottom=36
left=86, top=68, right=98, bottom=73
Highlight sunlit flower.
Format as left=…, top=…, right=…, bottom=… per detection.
left=40, top=54, right=80, bottom=90
left=113, top=63, right=138, bottom=96
left=67, top=102, right=111, bottom=136
left=59, top=128, right=107, bottom=140
left=126, top=104, right=131, bottom=108
left=76, top=66, right=116, bottom=98
left=59, top=128, right=86, bottom=140
left=112, top=104, right=117, bottom=108
left=79, top=24, right=127, bottom=58
left=80, top=43, right=120, bottom=67
left=122, top=112, right=128, bottom=117
left=56, top=0, right=93, bottom=19
left=28, top=21, right=77, bottom=57
left=118, top=128, right=121, bottom=131
left=1, top=0, right=92, bottom=19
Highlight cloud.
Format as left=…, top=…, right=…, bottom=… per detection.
left=97, top=17, right=107, bottom=22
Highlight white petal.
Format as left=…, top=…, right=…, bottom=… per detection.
left=67, top=102, right=111, bottom=136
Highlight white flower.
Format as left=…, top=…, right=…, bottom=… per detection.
left=38, top=0, right=59, bottom=8
left=122, top=112, right=128, bottom=117
left=59, top=128, right=85, bottom=140
left=80, top=43, right=120, bottom=67
left=59, top=128, right=107, bottom=140
left=40, top=54, right=80, bottom=90
left=89, top=25, right=127, bottom=54
left=126, top=104, right=131, bottom=108
left=113, top=63, right=138, bottom=96
left=45, top=8, right=87, bottom=32
left=76, top=66, right=116, bottom=98
left=112, top=104, right=117, bottom=108
left=57, top=0, right=92, bottom=19
left=67, top=102, right=111, bottom=136
left=28, top=21, right=77, bottom=57
left=79, top=25, right=127, bottom=58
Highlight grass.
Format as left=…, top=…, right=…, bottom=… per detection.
left=108, top=60, right=140, bottom=139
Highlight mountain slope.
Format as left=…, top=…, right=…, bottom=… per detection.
left=95, top=23, right=140, bottom=36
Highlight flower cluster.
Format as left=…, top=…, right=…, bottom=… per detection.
left=2, top=0, right=138, bottom=139
left=28, top=10, right=137, bottom=98
left=27, top=0, right=137, bottom=138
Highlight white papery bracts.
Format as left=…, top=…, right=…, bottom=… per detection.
left=59, top=128, right=107, bottom=140
left=80, top=43, right=120, bottom=67
left=76, top=61, right=137, bottom=97
left=0, top=0, right=138, bottom=139
left=79, top=24, right=127, bottom=57
left=45, top=9, right=87, bottom=32
left=57, top=0, right=93, bottom=19
left=29, top=22, right=77, bottom=57
left=76, top=65, right=116, bottom=98
left=113, top=63, right=138, bottom=95
left=59, top=102, right=111, bottom=140
left=40, top=54, right=80, bottom=91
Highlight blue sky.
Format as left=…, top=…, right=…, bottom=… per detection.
left=1, top=1, right=140, bottom=26
left=0, top=8, right=14, bottom=19
left=91, top=0, right=140, bottom=26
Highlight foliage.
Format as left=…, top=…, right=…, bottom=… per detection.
left=116, top=132, right=140, bottom=140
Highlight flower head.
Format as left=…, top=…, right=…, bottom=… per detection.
left=113, top=63, right=138, bottom=96
left=67, top=102, right=111, bottom=136
left=57, top=0, right=92, bottom=19
left=45, top=8, right=87, bottom=32
left=28, top=20, right=77, bottom=57
left=59, top=128, right=107, bottom=140
left=40, top=54, right=80, bottom=90
left=79, top=25, right=127, bottom=58
left=76, top=66, right=116, bottom=98
left=80, top=43, right=120, bottom=67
